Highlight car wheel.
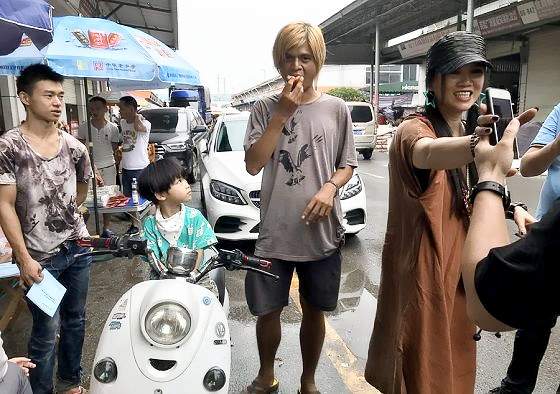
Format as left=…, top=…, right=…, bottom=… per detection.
left=362, top=149, right=373, bottom=160
left=187, top=151, right=200, bottom=184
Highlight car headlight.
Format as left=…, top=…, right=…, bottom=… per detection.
left=94, top=357, right=117, bottom=383
left=210, top=180, right=247, bottom=205
left=203, top=367, right=226, bottom=391
left=144, top=302, right=191, bottom=346
left=340, top=175, right=362, bottom=200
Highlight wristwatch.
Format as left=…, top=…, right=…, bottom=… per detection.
left=506, top=202, right=528, bottom=220
left=469, top=181, right=511, bottom=210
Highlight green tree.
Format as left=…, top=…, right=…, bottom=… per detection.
left=327, top=87, right=367, bottom=102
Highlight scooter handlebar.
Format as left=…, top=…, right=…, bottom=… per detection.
left=240, top=253, right=272, bottom=270
left=77, top=237, right=279, bottom=280
left=76, top=235, right=148, bottom=257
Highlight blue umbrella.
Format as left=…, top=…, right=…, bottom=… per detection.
left=0, top=16, right=200, bottom=87
left=0, top=0, right=53, bottom=55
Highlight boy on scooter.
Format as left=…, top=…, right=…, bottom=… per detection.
left=137, top=157, right=217, bottom=270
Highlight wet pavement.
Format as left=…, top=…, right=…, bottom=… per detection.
left=2, top=152, right=559, bottom=393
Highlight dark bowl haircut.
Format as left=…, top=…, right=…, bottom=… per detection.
left=17, top=63, right=64, bottom=95
left=137, top=157, right=188, bottom=203
left=119, top=95, right=138, bottom=110
left=89, top=96, right=108, bottom=106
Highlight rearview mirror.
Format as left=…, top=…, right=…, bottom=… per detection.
left=192, top=125, right=207, bottom=133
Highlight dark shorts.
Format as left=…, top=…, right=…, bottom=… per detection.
left=245, top=250, right=342, bottom=316
left=121, top=168, right=143, bottom=197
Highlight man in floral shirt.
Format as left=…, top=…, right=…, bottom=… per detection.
left=0, top=64, right=92, bottom=394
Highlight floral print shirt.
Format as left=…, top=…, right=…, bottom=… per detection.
left=143, top=204, right=217, bottom=267
left=0, top=128, right=92, bottom=262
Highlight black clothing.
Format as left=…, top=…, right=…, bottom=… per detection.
left=474, top=200, right=560, bottom=328
left=498, top=317, right=557, bottom=393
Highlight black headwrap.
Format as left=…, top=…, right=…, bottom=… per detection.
left=426, top=31, right=492, bottom=85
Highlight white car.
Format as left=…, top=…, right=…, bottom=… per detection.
left=346, top=101, right=377, bottom=160
left=198, top=112, right=367, bottom=241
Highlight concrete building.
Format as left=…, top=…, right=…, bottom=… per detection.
left=231, top=64, right=421, bottom=111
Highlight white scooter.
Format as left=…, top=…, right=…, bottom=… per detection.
left=76, top=235, right=277, bottom=394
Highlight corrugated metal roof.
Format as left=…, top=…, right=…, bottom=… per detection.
left=50, top=0, right=178, bottom=49
left=319, top=0, right=499, bottom=64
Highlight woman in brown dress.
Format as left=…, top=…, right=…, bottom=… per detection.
left=364, top=32, right=535, bottom=394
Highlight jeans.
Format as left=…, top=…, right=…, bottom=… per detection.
left=499, top=317, right=558, bottom=393
left=121, top=168, right=143, bottom=197
left=26, top=241, right=92, bottom=394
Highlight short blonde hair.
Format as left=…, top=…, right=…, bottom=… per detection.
left=272, top=22, right=326, bottom=72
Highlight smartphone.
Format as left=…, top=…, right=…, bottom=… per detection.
left=486, top=87, right=520, bottom=159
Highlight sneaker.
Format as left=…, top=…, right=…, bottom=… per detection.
left=101, top=228, right=115, bottom=238
left=126, top=225, right=139, bottom=235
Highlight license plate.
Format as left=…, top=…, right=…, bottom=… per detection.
left=353, top=129, right=364, bottom=135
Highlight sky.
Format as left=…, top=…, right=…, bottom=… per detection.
left=177, top=0, right=355, bottom=97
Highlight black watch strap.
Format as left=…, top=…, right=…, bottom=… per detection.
left=469, top=181, right=511, bottom=210
left=506, top=202, right=528, bottom=220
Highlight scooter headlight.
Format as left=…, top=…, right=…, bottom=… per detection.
left=203, top=367, right=226, bottom=391
left=144, top=302, right=191, bottom=346
left=93, top=357, right=117, bottom=383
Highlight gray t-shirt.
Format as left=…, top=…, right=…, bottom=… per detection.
left=244, top=93, right=357, bottom=261
left=0, top=129, right=92, bottom=262
left=0, top=332, right=7, bottom=380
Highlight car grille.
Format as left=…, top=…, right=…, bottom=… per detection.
left=249, top=190, right=260, bottom=208
left=344, top=209, right=365, bottom=225
left=214, top=217, right=245, bottom=233
left=154, top=143, right=165, bottom=159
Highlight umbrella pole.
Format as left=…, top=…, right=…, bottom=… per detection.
left=84, top=77, right=101, bottom=235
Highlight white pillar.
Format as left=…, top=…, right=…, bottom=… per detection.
left=0, top=76, right=24, bottom=129
left=466, top=0, right=474, bottom=32
left=418, top=61, right=427, bottom=107
left=75, top=78, right=87, bottom=123
left=374, top=24, right=380, bottom=124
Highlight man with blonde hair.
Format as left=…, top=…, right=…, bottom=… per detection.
left=244, top=22, right=356, bottom=393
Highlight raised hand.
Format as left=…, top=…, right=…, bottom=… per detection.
left=276, top=76, right=304, bottom=120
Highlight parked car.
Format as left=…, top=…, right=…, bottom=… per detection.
left=198, top=112, right=367, bottom=241
left=346, top=101, right=376, bottom=160
left=140, top=107, right=207, bottom=184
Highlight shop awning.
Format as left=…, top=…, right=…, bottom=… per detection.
left=319, top=0, right=498, bottom=64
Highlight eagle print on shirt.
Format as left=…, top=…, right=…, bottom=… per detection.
left=278, top=144, right=312, bottom=186
left=281, top=109, right=303, bottom=144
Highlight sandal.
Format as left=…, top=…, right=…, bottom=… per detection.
left=246, top=378, right=280, bottom=393
left=297, top=389, right=321, bottom=394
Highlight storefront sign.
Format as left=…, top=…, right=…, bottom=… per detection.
left=517, top=1, right=540, bottom=24
left=534, top=0, right=560, bottom=20
left=477, top=8, right=523, bottom=36
left=397, top=26, right=456, bottom=59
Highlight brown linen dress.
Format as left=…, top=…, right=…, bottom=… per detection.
left=365, top=117, right=476, bottom=394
